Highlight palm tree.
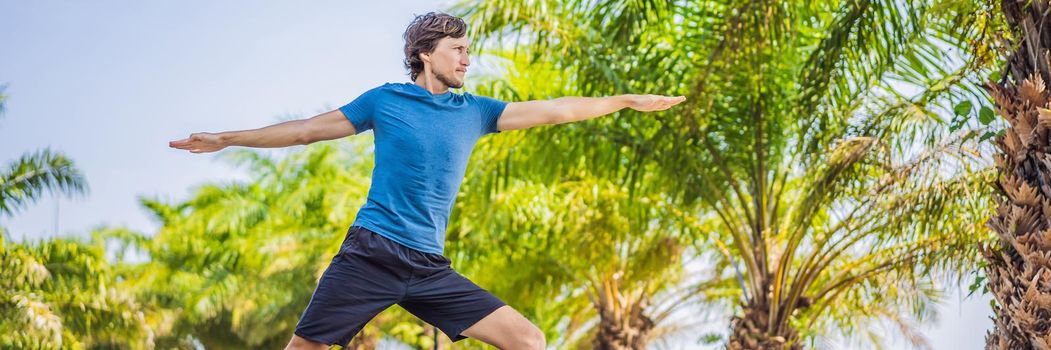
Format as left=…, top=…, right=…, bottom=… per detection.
left=0, top=89, right=153, bottom=348
left=440, top=52, right=725, bottom=349
left=981, top=0, right=1051, bottom=348
left=454, top=0, right=1000, bottom=348
left=0, top=85, right=87, bottom=226
left=451, top=174, right=699, bottom=349
left=0, top=148, right=86, bottom=220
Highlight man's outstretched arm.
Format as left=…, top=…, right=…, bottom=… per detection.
left=169, top=109, right=358, bottom=153
left=496, top=94, right=686, bottom=132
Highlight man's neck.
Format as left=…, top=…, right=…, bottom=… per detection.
left=413, top=75, right=449, bottom=95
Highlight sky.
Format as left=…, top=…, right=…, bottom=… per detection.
left=0, top=1, right=991, bottom=349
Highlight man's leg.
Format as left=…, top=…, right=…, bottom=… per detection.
left=284, top=335, right=329, bottom=350
left=289, top=306, right=545, bottom=350
left=398, top=263, right=545, bottom=350
left=460, top=305, right=546, bottom=350
left=286, top=226, right=404, bottom=350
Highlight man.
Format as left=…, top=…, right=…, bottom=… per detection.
left=169, top=11, right=684, bottom=350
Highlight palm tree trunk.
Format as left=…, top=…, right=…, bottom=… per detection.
left=592, top=278, right=655, bottom=350
left=593, top=300, right=654, bottom=350
left=985, top=0, right=1051, bottom=348
left=727, top=300, right=801, bottom=350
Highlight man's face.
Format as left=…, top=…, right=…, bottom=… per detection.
left=424, top=36, right=470, bottom=88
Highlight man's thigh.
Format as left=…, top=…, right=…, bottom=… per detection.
left=398, top=267, right=508, bottom=342
left=294, top=228, right=404, bottom=347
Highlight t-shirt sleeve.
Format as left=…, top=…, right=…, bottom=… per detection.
left=339, top=88, right=380, bottom=133
left=475, top=95, right=508, bottom=135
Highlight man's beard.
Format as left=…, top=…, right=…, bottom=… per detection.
left=434, top=70, right=463, bottom=89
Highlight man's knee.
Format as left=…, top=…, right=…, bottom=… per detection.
left=515, top=327, right=546, bottom=350
left=285, top=334, right=329, bottom=350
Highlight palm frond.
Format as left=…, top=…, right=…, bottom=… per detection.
left=0, top=148, right=88, bottom=218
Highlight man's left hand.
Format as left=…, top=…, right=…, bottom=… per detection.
left=626, top=94, right=687, bottom=112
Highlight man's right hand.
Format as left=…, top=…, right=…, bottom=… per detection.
left=169, top=132, right=227, bottom=153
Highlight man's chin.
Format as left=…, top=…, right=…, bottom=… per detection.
left=435, top=75, right=463, bottom=89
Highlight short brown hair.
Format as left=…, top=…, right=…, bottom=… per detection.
left=403, top=12, right=467, bottom=81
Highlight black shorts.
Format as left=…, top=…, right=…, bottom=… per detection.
left=294, top=225, right=506, bottom=347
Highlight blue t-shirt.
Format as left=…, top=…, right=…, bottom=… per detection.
left=339, top=82, right=507, bottom=255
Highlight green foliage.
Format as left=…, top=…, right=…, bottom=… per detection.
left=104, top=140, right=378, bottom=348
left=453, top=0, right=1003, bottom=347
left=97, top=138, right=450, bottom=348
left=0, top=235, right=156, bottom=349
left=0, top=89, right=141, bottom=349
left=0, top=0, right=1010, bottom=347
left=0, top=148, right=88, bottom=218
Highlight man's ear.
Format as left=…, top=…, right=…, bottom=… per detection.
left=419, top=51, right=431, bottom=63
